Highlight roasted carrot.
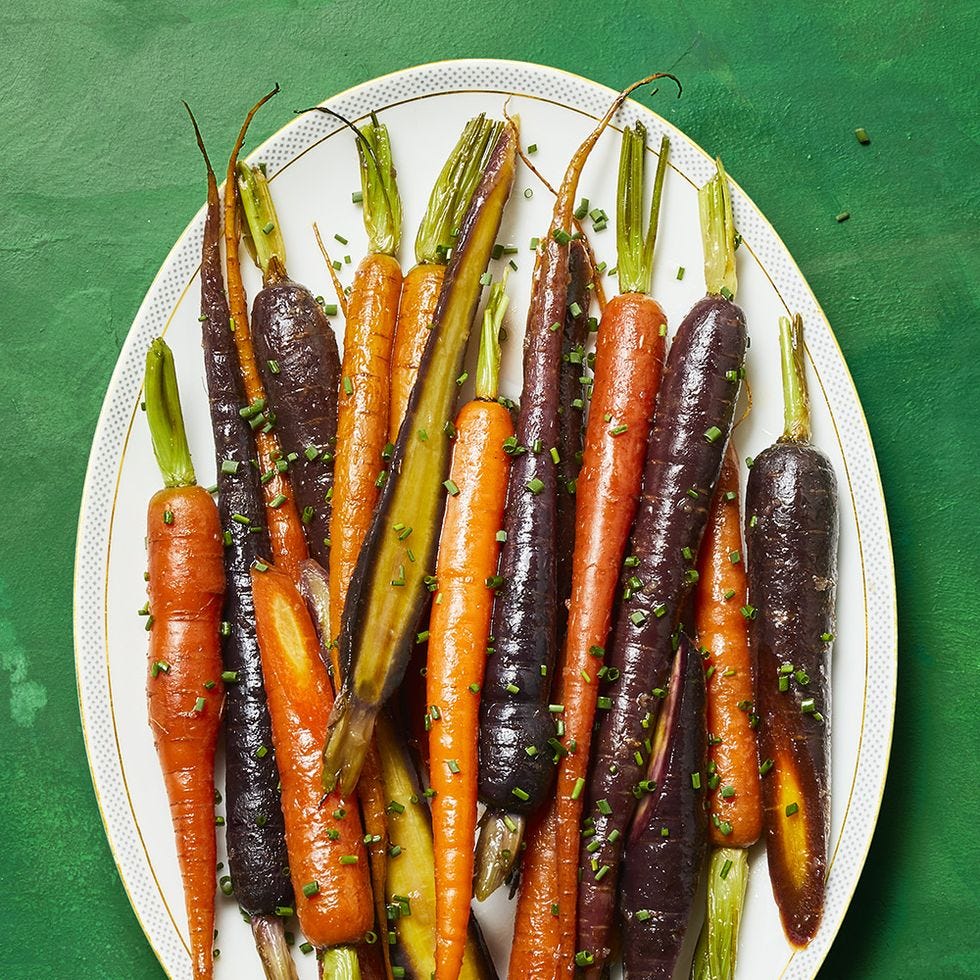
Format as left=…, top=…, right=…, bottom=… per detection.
left=690, top=445, right=760, bottom=980
left=427, top=279, right=513, bottom=980
left=143, top=338, right=225, bottom=980
left=327, top=113, right=403, bottom=657
left=251, top=564, right=374, bottom=971
left=224, top=86, right=309, bottom=579
left=550, top=125, right=670, bottom=968
left=389, top=115, right=498, bottom=441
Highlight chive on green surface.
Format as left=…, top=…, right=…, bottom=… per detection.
left=356, top=113, right=401, bottom=257
left=698, top=157, right=738, bottom=299
left=236, top=161, right=287, bottom=283
left=779, top=313, right=812, bottom=443
left=475, top=273, right=510, bottom=401
left=691, top=847, right=749, bottom=980
left=415, top=114, right=499, bottom=265
left=616, top=124, right=670, bottom=295
left=144, top=338, right=196, bottom=488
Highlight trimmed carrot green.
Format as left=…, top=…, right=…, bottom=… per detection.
left=251, top=564, right=374, bottom=955
left=224, top=86, right=309, bottom=578
left=426, top=279, right=512, bottom=979
left=144, top=338, right=225, bottom=980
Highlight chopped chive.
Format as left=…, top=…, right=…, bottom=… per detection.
left=512, top=786, right=529, bottom=802
left=676, top=266, right=685, bottom=280
left=443, top=479, right=460, bottom=496
left=729, top=549, right=741, bottom=564
left=855, top=127, right=871, bottom=144
left=691, top=772, right=702, bottom=790
left=447, top=759, right=460, bottom=774
left=274, top=906, right=293, bottom=918
left=221, top=459, right=240, bottom=475
left=334, top=233, right=348, bottom=245
left=821, top=631, right=835, bottom=642
left=269, top=493, right=286, bottom=508
left=193, top=697, right=206, bottom=712
left=526, top=477, right=545, bottom=494
left=704, top=425, right=722, bottom=443
left=339, top=855, right=359, bottom=865
left=836, top=211, right=851, bottom=223
left=342, top=376, right=353, bottom=395
left=302, top=880, right=320, bottom=897
left=548, top=704, right=564, bottom=713
left=785, top=802, right=799, bottom=816
left=524, top=188, right=534, bottom=200
left=323, top=303, right=338, bottom=316
left=506, top=682, right=520, bottom=694
left=221, top=670, right=238, bottom=682
left=571, top=777, right=585, bottom=800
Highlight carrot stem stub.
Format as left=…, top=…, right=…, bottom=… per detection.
left=144, top=338, right=225, bottom=980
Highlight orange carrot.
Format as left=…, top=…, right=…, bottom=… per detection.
left=389, top=114, right=499, bottom=441
left=550, top=127, right=670, bottom=969
left=699, top=444, right=761, bottom=848
left=427, top=280, right=512, bottom=980
left=224, top=86, right=309, bottom=579
left=327, top=114, right=403, bottom=658
left=143, top=339, right=225, bottom=980
left=251, top=564, right=374, bottom=957
left=390, top=263, right=444, bottom=440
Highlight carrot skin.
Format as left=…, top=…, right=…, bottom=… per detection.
left=253, top=277, right=341, bottom=572
left=554, top=240, right=592, bottom=643
left=427, top=399, right=512, bottom=980
left=390, top=263, right=445, bottom=442
left=577, top=295, right=746, bottom=974
left=194, top=139, right=293, bottom=915
left=146, top=485, right=225, bottom=980
left=507, top=803, right=561, bottom=980
left=552, top=291, right=666, bottom=964
left=746, top=439, right=838, bottom=945
left=251, top=566, right=374, bottom=949
left=328, top=251, right=402, bottom=658
left=698, top=445, right=762, bottom=848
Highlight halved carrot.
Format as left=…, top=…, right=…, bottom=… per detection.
left=427, top=280, right=512, bottom=979
left=327, top=114, right=403, bottom=658
left=251, top=564, right=374, bottom=962
left=389, top=114, right=500, bottom=441
left=143, top=339, right=225, bottom=980
left=224, top=87, right=309, bottom=579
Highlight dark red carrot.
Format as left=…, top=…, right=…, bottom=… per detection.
left=746, top=313, right=838, bottom=947
left=550, top=125, right=670, bottom=967
left=321, top=118, right=515, bottom=795
left=224, top=87, right=310, bottom=578
left=478, top=77, right=679, bottom=899
left=426, top=280, right=513, bottom=979
left=237, top=161, right=341, bottom=580
left=619, top=636, right=708, bottom=980
left=143, top=338, right=225, bottom=980
left=576, top=158, right=746, bottom=976
left=182, top=106, right=294, bottom=977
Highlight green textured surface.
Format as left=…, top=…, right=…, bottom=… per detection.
left=1, top=2, right=978, bottom=977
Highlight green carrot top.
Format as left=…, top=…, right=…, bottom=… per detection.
left=356, top=113, right=401, bottom=257
left=616, top=123, right=670, bottom=295
left=779, top=313, right=811, bottom=444
left=236, top=161, right=288, bottom=284
left=475, top=272, right=510, bottom=401
left=698, top=157, right=738, bottom=299
left=144, top=338, right=196, bottom=488
left=415, top=114, right=503, bottom=266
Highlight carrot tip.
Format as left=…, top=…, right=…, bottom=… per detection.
left=473, top=810, right=525, bottom=901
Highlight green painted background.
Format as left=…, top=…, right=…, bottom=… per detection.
left=1, top=1, right=977, bottom=976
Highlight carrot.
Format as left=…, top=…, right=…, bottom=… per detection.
left=389, top=115, right=499, bottom=441
left=143, top=338, right=225, bottom=980
left=251, top=564, right=374, bottom=966
left=689, top=444, right=760, bottom=980
left=327, top=113, right=403, bottom=657
left=224, top=86, right=309, bottom=579
left=427, top=279, right=512, bottom=980
left=549, top=125, right=670, bottom=969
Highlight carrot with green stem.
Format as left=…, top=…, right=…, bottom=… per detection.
left=690, top=445, right=761, bottom=980
left=143, top=338, right=225, bottom=980
left=225, top=86, right=310, bottom=580
left=325, top=112, right=403, bottom=662
left=251, top=564, right=374, bottom=978
left=479, top=76, right=679, bottom=910
left=426, top=277, right=513, bottom=979
left=549, top=124, right=670, bottom=966
left=184, top=105, right=295, bottom=979
left=390, top=114, right=501, bottom=441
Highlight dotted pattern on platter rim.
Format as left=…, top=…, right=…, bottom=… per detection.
left=74, top=59, right=896, bottom=980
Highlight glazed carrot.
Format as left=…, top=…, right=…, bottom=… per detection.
left=328, top=113, right=403, bottom=654
left=143, top=338, right=225, bottom=980
left=251, top=564, right=373, bottom=970
left=690, top=445, right=760, bottom=980
left=427, top=280, right=512, bottom=980
left=224, top=86, right=309, bottom=579
left=389, top=115, right=498, bottom=441
left=551, top=125, right=670, bottom=968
